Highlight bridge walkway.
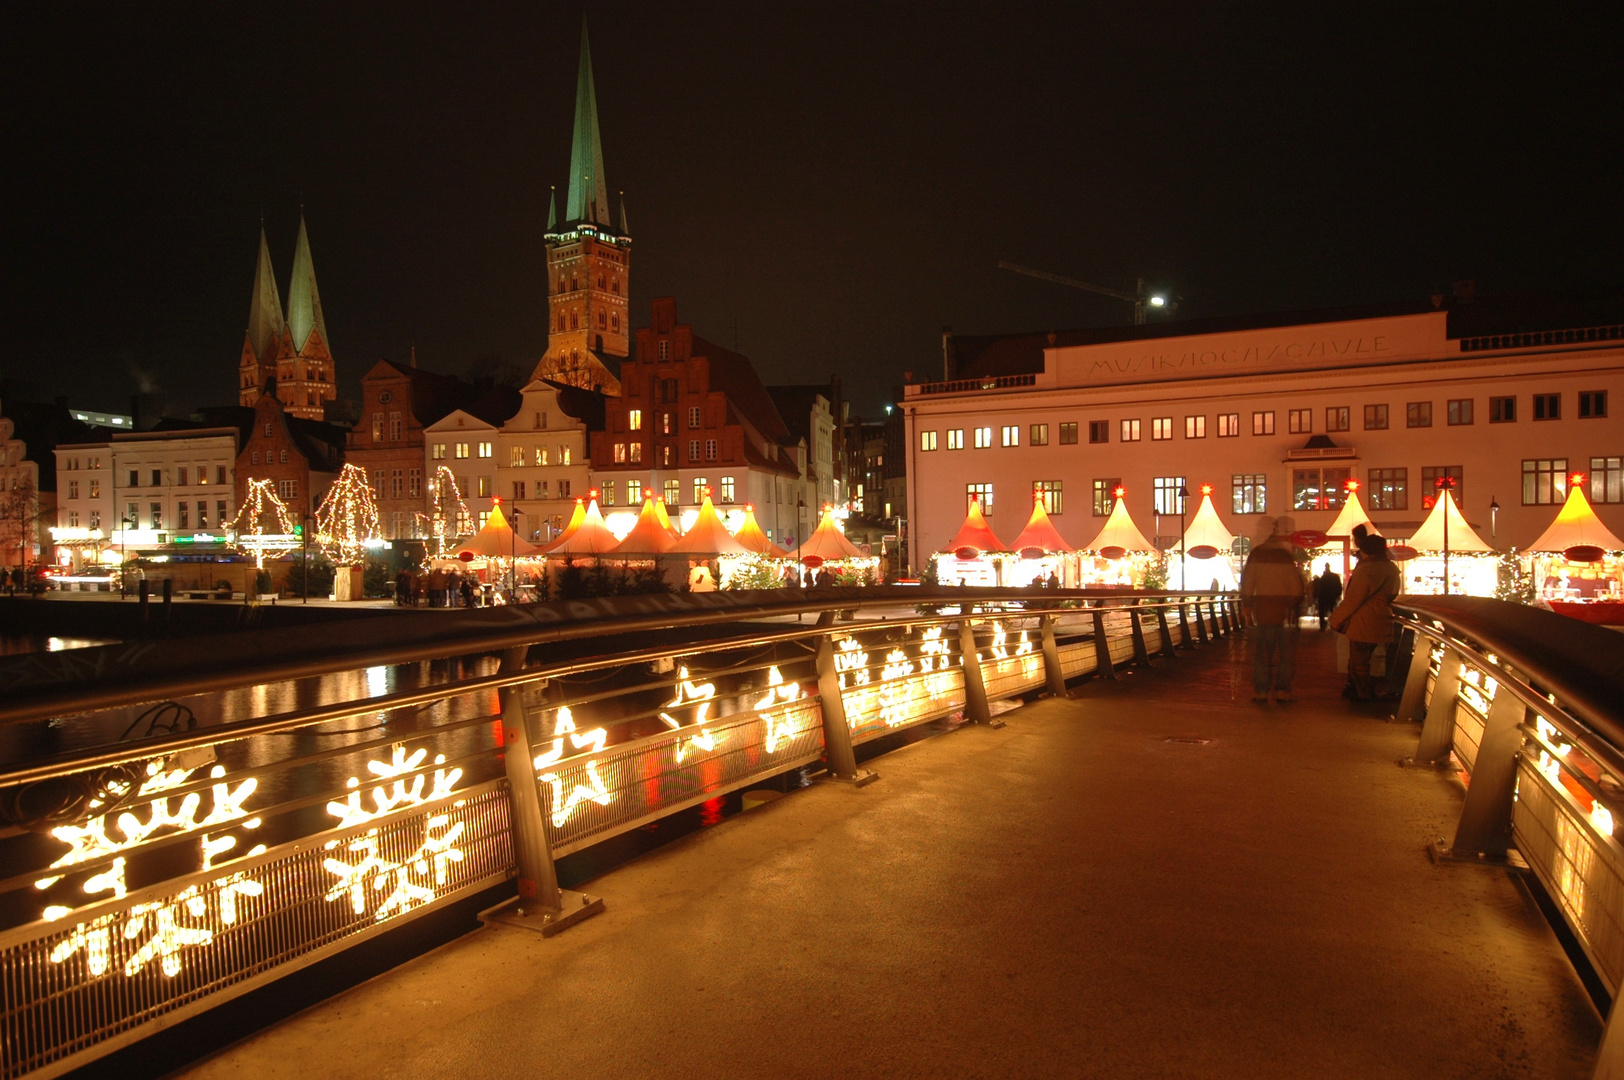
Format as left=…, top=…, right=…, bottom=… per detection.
left=176, top=627, right=1601, bottom=1080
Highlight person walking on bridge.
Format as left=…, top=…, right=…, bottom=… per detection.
left=1329, top=526, right=1402, bottom=701
left=1241, top=516, right=1306, bottom=703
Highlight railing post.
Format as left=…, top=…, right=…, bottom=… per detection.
left=482, top=646, right=604, bottom=936
left=1177, top=600, right=1196, bottom=649
left=1431, top=682, right=1529, bottom=863
left=956, top=616, right=1000, bottom=725
left=813, top=612, right=879, bottom=783
left=1205, top=598, right=1223, bottom=639
left=1408, top=646, right=1464, bottom=767
left=1039, top=613, right=1067, bottom=697
left=1592, top=1001, right=1624, bottom=1080
left=1394, top=631, right=1434, bottom=723
left=1155, top=607, right=1178, bottom=658
left=1129, top=603, right=1153, bottom=666
left=1190, top=599, right=1209, bottom=645
left=1091, top=604, right=1117, bottom=679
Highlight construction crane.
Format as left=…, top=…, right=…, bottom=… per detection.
left=997, top=260, right=1174, bottom=325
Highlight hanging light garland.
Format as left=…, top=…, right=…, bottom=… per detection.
left=427, top=466, right=471, bottom=559
left=314, top=463, right=380, bottom=566
left=228, top=480, right=297, bottom=569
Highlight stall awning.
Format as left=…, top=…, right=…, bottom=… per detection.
left=670, top=495, right=748, bottom=555
left=1181, top=490, right=1235, bottom=552
left=1406, top=490, right=1492, bottom=553
left=1083, top=495, right=1155, bottom=553
left=940, top=500, right=1007, bottom=555
left=455, top=501, right=538, bottom=558
left=541, top=498, right=619, bottom=554
left=1528, top=484, right=1624, bottom=553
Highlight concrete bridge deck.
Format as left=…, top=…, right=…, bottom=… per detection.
left=174, top=628, right=1601, bottom=1080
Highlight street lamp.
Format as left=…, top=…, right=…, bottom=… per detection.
left=1489, top=496, right=1500, bottom=543
left=301, top=513, right=311, bottom=604
left=119, top=516, right=133, bottom=598
left=1178, top=485, right=1189, bottom=591
left=509, top=507, right=522, bottom=600
left=796, top=495, right=806, bottom=563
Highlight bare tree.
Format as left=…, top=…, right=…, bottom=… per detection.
left=0, top=475, right=45, bottom=573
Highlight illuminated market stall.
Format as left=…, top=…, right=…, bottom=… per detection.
left=931, top=499, right=1009, bottom=586
left=1397, top=489, right=1495, bottom=596
left=1310, top=479, right=1383, bottom=578
left=453, top=500, right=538, bottom=600
left=671, top=492, right=748, bottom=590
left=540, top=495, right=620, bottom=559
left=1006, top=492, right=1076, bottom=586
left=795, top=506, right=878, bottom=584
left=1080, top=488, right=1158, bottom=586
left=1171, top=484, right=1238, bottom=591
left=1526, top=480, right=1624, bottom=622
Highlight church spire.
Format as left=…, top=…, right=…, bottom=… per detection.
left=563, top=20, right=610, bottom=227
left=286, top=212, right=329, bottom=353
left=547, top=185, right=558, bottom=231
left=246, top=226, right=285, bottom=363
left=619, top=190, right=629, bottom=235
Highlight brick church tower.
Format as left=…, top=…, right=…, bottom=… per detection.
left=236, top=214, right=338, bottom=420
left=531, top=22, right=630, bottom=396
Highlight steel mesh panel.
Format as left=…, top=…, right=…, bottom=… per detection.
left=845, top=668, right=967, bottom=744
left=1056, top=641, right=1097, bottom=678
left=0, top=785, right=513, bottom=1080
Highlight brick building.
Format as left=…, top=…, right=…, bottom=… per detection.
left=237, top=215, right=338, bottom=421
left=589, top=297, right=806, bottom=544
left=347, top=359, right=481, bottom=539
left=234, top=385, right=345, bottom=520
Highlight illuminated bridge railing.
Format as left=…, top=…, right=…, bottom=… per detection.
left=1392, top=596, right=1624, bottom=1080
left=0, top=587, right=1240, bottom=1078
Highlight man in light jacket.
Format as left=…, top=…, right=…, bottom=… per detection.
left=1240, top=516, right=1306, bottom=703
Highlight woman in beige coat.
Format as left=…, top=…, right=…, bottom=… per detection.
left=1329, top=527, right=1402, bottom=699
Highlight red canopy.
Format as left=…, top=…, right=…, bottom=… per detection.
left=940, top=499, right=1007, bottom=555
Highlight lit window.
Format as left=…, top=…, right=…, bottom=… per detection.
left=1151, top=418, right=1172, bottom=441
left=692, top=477, right=708, bottom=503
left=920, top=431, right=938, bottom=451
left=1217, top=413, right=1240, bottom=438
left=1153, top=477, right=1186, bottom=515
left=973, top=427, right=993, bottom=448
left=432, top=443, right=447, bottom=460
left=478, top=476, right=492, bottom=497
left=966, top=483, right=993, bottom=511
left=1001, top=425, right=1019, bottom=447
left=628, top=409, right=644, bottom=431
left=536, top=446, right=549, bottom=466
left=1292, top=468, right=1349, bottom=512
left=477, top=442, right=493, bottom=458
left=511, top=446, right=524, bottom=467
left=1288, top=409, right=1312, bottom=434
left=1421, top=466, right=1463, bottom=508
left=1119, top=419, right=1141, bottom=442
left=560, top=446, right=571, bottom=466
left=1521, top=459, right=1568, bottom=505
left=455, top=443, right=470, bottom=459
left=1091, top=479, right=1121, bottom=516
left=1034, top=480, right=1062, bottom=514
left=720, top=476, right=736, bottom=503
left=1367, top=468, right=1407, bottom=510
left=630, top=443, right=644, bottom=464
left=663, top=478, right=680, bottom=505
left=1232, top=474, right=1266, bottom=514
left=1251, top=411, right=1275, bottom=436
left=1029, top=424, right=1048, bottom=446
left=602, top=481, right=616, bottom=506
left=1185, top=415, right=1206, bottom=439
left=614, top=443, right=627, bottom=463
left=627, top=480, right=642, bottom=503
left=1059, top=423, right=1079, bottom=445
left=1590, top=457, right=1623, bottom=504
left=947, top=429, right=964, bottom=450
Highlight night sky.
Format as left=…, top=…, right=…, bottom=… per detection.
left=4, top=2, right=1621, bottom=420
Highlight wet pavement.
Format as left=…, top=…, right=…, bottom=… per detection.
left=174, top=626, right=1601, bottom=1080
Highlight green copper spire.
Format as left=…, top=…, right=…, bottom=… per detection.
left=547, top=185, right=558, bottom=231
left=286, top=213, right=329, bottom=353
left=246, top=226, right=285, bottom=363
left=563, top=20, right=610, bottom=227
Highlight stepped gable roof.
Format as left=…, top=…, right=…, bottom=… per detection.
left=670, top=495, right=748, bottom=555
left=692, top=335, right=790, bottom=444
left=544, top=378, right=608, bottom=432
left=1083, top=495, right=1155, bottom=553
left=1407, top=490, right=1492, bottom=552
left=457, top=501, right=538, bottom=558
left=735, top=505, right=788, bottom=558
left=611, top=496, right=677, bottom=555
left=0, top=399, right=102, bottom=490
left=1009, top=495, right=1072, bottom=554
left=941, top=500, right=1007, bottom=555
left=1528, top=484, right=1624, bottom=553
left=362, top=359, right=474, bottom=428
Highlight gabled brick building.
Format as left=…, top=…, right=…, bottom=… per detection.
left=347, top=359, right=481, bottom=539
left=233, top=384, right=345, bottom=520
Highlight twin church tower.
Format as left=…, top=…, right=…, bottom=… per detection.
left=237, top=21, right=630, bottom=414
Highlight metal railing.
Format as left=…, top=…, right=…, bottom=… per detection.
left=0, top=587, right=1240, bottom=1078
left=912, top=373, right=1039, bottom=395
left=1391, top=596, right=1624, bottom=1080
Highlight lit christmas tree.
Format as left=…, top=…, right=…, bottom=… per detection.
left=229, top=479, right=297, bottom=569
left=428, top=467, right=471, bottom=559
left=314, top=463, right=380, bottom=566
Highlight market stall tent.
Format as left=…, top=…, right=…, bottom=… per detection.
left=940, top=499, right=1007, bottom=556
left=1083, top=494, right=1156, bottom=554
left=1326, top=484, right=1381, bottom=539
left=1009, top=496, right=1073, bottom=555
left=1407, top=490, right=1492, bottom=552
left=734, top=505, right=789, bottom=558
left=669, top=494, right=748, bottom=555
left=794, top=507, right=865, bottom=563
left=1528, top=483, right=1624, bottom=553
left=654, top=497, right=680, bottom=538
left=541, top=497, right=619, bottom=555
left=545, top=498, right=588, bottom=549
left=1174, top=487, right=1238, bottom=590
left=610, top=495, right=678, bottom=555
left=455, top=501, right=539, bottom=558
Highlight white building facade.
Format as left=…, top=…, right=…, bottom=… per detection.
left=498, top=380, right=595, bottom=542
left=904, top=309, right=1624, bottom=568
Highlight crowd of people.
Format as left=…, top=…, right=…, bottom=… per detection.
left=393, top=567, right=478, bottom=608
left=1240, top=516, right=1402, bottom=706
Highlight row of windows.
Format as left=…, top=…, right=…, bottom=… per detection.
left=113, top=500, right=236, bottom=531
left=598, top=476, right=740, bottom=507
left=612, top=439, right=720, bottom=465
left=366, top=468, right=424, bottom=501
left=918, top=391, right=1612, bottom=452
left=431, top=441, right=494, bottom=460
left=118, top=466, right=232, bottom=488
left=555, top=308, right=622, bottom=333
left=555, top=272, right=623, bottom=296
left=370, top=412, right=404, bottom=442
left=59, top=456, right=104, bottom=471
left=510, top=479, right=572, bottom=500
left=956, top=457, right=1624, bottom=522
left=624, top=407, right=707, bottom=433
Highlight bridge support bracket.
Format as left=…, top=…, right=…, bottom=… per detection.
left=819, top=768, right=880, bottom=787
left=1398, top=755, right=1460, bottom=771
left=479, top=890, right=605, bottom=937
left=1425, top=843, right=1527, bottom=871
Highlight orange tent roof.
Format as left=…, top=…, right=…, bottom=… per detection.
left=1528, top=482, right=1624, bottom=552
left=670, top=495, right=748, bottom=555
left=940, top=499, right=1007, bottom=554
left=455, top=501, right=539, bottom=558
left=795, top=507, right=865, bottom=562
left=611, top=496, right=678, bottom=554
left=735, top=505, right=788, bottom=557
left=654, top=497, right=680, bottom=537
left=544, top=498, right=587, bottom=549
left=1083, top=494, right=1155, bottom=553
left=542, top=497, right=619, bottom=555
left=1009, top=494, right=1072, bottom=554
